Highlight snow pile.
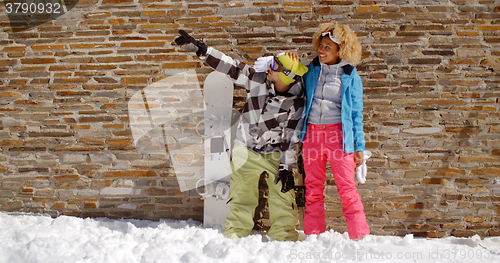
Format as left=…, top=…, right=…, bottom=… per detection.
left=1, top=212, right=499, bottom=263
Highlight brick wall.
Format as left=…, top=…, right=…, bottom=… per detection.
left=0, top=0, right=499, bottom=238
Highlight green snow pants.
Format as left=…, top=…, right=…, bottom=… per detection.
left=224, top=144, right=299, bottom=241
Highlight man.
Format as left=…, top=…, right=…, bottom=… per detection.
left=175, top=30, right=307, bottom=241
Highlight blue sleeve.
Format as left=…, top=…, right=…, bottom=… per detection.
left=351, top=74, right=365, bottom=152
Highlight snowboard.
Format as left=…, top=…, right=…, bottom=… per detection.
left=195, top=71, right=234, bottom=231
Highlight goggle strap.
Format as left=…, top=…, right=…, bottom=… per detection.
left=273, top=57, right=297, bottom=79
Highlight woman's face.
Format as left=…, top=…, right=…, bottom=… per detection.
left=317, top=36, right=340, bottom=65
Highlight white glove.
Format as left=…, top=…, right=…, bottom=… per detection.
left=355, top=150, right=372, bottom=184
left=253, top=56, right=275, bottom=72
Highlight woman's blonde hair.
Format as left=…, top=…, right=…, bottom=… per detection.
left=312, top=22, right=362, bottom=65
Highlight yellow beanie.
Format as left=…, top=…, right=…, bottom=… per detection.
left=275, top=54, right=309, bottom=85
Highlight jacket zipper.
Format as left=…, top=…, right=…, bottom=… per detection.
left=319, top=66, right=325, bottom=126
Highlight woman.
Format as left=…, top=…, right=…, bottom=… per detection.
left=293, top=22, right=370, bottom=240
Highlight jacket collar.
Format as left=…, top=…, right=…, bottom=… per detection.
left=313, top=56, right=355, bottom=76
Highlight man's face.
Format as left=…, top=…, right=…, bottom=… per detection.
left=318, top=36, right=340, bottom=65
left=266, top=68, right=290, bottom=93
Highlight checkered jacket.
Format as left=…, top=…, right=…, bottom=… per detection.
left=201, top=47, right=305, bottom=172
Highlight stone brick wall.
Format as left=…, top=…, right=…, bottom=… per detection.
left=1, top=0, right=499, bottom=238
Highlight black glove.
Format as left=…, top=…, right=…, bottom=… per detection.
left=274, top=170, right=295, bottom=193
left=174, top=30, right=208, bottom=57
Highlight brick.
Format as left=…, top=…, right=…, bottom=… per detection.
left=459, top=156, right=498, bottom=163
left=189, top=10, right=214, bottom=15
left=75, top=30, right=110, bottom=37
left=408, top=58, right=442, bottom=65
left=142, top=11, right=166, bottom=16
left=477, top=25, right=500, bottom=31
left=470, top=168, right=500, bottom=177
left=52, top=202, right=66, bottom=209
left=356, top=6, right=379, bottom=12
left=96, top=56, right=133, bottom=63
left=136, top=54, right=187, bottom=62
left=53, top=174, right=80, bottom=180
left=55, top=180, right=90, bottom=188
left=79, top=116, right=115, bottom=122
left=32, top=196, right=57, bottom=202
left=445, top=126, right=480, bottom=133
left=84, top=202, right=98, bottom=209
left=80, top=65, right=117, bottom=71
left=423, top=178, right=449, bottom=185
left=451, top=230, right=484, bottom=238
left=28, top=132, right=75, bottom=137
left=429, top=168, right=466, bottom=177
left=53, top=78, right=90, bottom=84
left=120, top=42, right=166, bottom=48
left=0, top=60, right=17, bottom=66
left=21, top=58, right=56, bottom=64
left=422, top=50, right=455, bottom=56
left=2, top=46, right=26, bottom=51
left=100, top=187, right=141, bottom=195
left=409, top=224, right=438, bottom=231
left=144, top=188, right=167, bottom=196
left=122, top=77, right=149, bottom=84
left=374, top=13, right=405, bottom=20
left=32, top=45, right=68, bottom=50
left=314, top=7, right=331, bottom=14
left=422, top=99, right=467, bottom=105
left=0, top=91, right=22, bottom=97
left=92, top=170, right=156, bottom=178
left=456, top=178, right=490, bottom=185
left=492, top=126, right=500, bottom=133
left=7, top=52, right=25, bottom=58
left=284, top=7, right=313, bottom=13
left=71, top=43, right=116, bottom=49
left=161, top=62, right=201, bottom=69
left=49, top=65, right=78, bottom=71
left=10, top=147, right=47, bottom=152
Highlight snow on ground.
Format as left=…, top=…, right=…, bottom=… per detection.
left=1, top=212, right=499, bottom=263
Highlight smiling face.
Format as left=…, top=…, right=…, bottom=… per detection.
left=317, top=36, right=340, bottom=65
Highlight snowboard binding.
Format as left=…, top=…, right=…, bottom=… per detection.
left=196, top=178, right=230, bottom=201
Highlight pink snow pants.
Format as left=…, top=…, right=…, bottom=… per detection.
left=302, top=123, right=370, bottom=239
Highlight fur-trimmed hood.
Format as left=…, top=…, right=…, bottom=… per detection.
left=312, top=22, right=362, bottom=65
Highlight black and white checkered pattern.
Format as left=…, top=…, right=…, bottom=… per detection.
left=202, top=47, right=305, bottom=172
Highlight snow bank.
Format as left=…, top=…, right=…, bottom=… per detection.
left=1, top=212, right=499, bottom=263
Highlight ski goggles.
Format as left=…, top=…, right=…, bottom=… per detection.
left=321, top=30, right=341, bottom=46
left=271, top=57, right=299, bottom=81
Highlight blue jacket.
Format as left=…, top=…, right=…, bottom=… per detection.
left=300, top=56, right=366, bottom=153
